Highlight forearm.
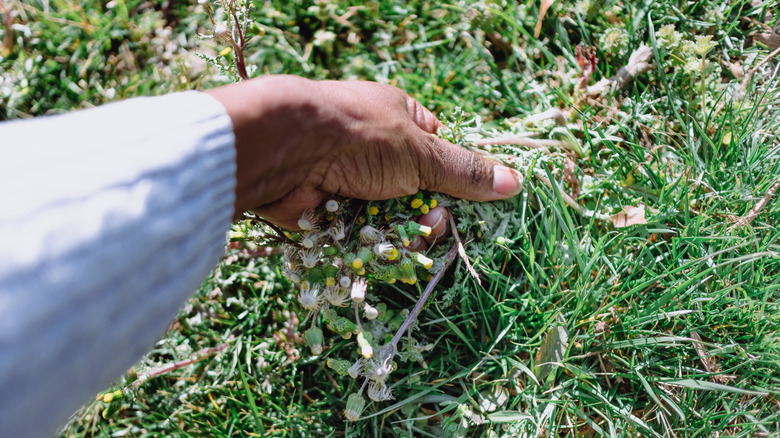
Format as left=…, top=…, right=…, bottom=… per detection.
left=0, top=91, right=235, bottom=437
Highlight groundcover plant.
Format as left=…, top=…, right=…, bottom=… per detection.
left=3, top=0, right=779, bottom=436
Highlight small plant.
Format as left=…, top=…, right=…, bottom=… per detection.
left=239, top=191, right=456, bottom=419
left=198, top=0, right=255, bottom=81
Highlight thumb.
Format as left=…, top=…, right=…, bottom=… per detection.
left=417, top=134, right=524, bottom=201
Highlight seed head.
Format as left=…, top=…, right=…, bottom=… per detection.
left=328, top=220, right=346, bottom=241
left=298, top=283, right=321, bottom=310
left=363, top=303, right=379, bottom=320
left=283, top=246, right=299, bottom=263
left=324, top=286, right=350, bottom=307
left=347, top=359, right=364, bottom=379
left=212, top=23, right=233, bottom=45
left=373, top=241, right=395, bottom=259
left=301, top=231, right=319, bottom=249
left=360, top=225, right=384, bottom=244
left=301, top=248, right=320, bottom=268
left=283, top=264, right=304, bottom=284
left=325, top=199, right=340, bottom=212
left=365, top=351, right=393, bottom=383
left=367, top=381, right=394, bottom=402
left=297, top=209, right=319, bottom=231
left=350, top=278, right=367, bottom=303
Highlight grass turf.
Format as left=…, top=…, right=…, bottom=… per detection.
left=3, top=0, right=779, bottom=436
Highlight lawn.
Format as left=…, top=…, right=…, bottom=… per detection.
left=3, top=0, right=780, bottom=436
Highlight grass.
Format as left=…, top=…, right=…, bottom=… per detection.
left=3, top=0, right=780, bottom=436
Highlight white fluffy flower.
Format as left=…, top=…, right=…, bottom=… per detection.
left=324, top=286, right=350, bottom=307
left=359, top=225, right=384, bottom=244
left=363, top=303, right=379, bottom=320
left=365, top=353, right=393, bottom=383
left=325, top=199, right=340, bottom=212
left=328, top=220, right=345, bottom=241
left=350, top=278, right=367, bottom=303
left=367, top=381, right=394, bottom=402
left=301, top=231, right=319, bottom=249
left=297, top=209, right=318, bottom=231
left=347, top=360, right=364, bottom=379
left=373, top=241, right=395, bottom=259
left=283, top=263, right=304, bottom=284
left=301, top=248, right=320, bottom=268
left=297, top=283, right=321, bottom=310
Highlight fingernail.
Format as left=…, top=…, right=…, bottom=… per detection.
left=493, top=166, right=524, bottom=197
left=407, top=236, right=427, bottom=252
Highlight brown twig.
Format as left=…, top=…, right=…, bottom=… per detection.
left=474, top=137, right=576, bottom=153
left=242, top=247, right=284, bottom=257
left=390, top=241, right=459, bottom=351
left=229, top=7, right=248, bottom=80
left=729, top=179, right=780, bottom=231
left=447, top=212, right=481, bottom=286
left=739, top=45, right=780, bottom=94
left=243, top=213, right=301, bottom=248
left=132, top=339, right=233, bottom=387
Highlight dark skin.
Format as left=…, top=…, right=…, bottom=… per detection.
left=207, top=75, right=523, bottom=245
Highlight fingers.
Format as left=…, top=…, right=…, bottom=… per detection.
left=417, top=135, right=524, bottom=202
left=406, top=207, right=450, bottom=252
left=407, top=96, right=443, bottom=134
left=417, top=206, right=449, bottom=244
left=252, top=186, right=326, bottom=230
left=403, top=95, right=523, bottom=202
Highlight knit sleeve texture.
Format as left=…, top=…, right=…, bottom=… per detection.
left=0, top=91, right=236, bottom=437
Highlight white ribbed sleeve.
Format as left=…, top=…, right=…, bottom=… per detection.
left=0, top=91, right=236, bottom=437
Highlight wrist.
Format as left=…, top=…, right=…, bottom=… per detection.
left=207, top=75, right=329, bottom=218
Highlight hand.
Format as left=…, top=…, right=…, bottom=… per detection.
left=207, top=75, right=523, bottom=229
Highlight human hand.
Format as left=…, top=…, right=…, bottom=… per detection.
left=207, top=75, right=523, bottom=229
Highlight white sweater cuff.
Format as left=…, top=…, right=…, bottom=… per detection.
left=0, top=91, right=236, bottom=437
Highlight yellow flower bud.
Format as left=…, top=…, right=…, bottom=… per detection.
left=414, top=253, right=434, bottom=269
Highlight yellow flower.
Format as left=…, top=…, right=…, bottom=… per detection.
left=414, top=253, right=434, bottom=269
